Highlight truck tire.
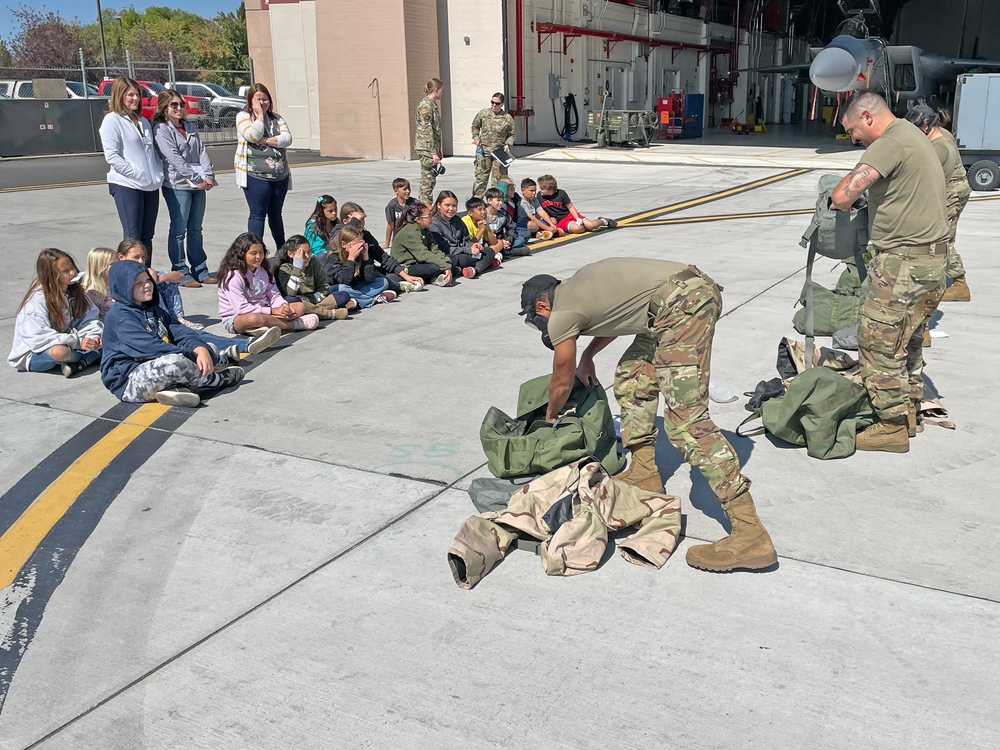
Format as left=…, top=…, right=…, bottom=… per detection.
left=596, top=131, right=607, bottom=148
left=967, top=160, right=1000, bottom=191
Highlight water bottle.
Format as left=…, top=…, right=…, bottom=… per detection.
left=709, top=378, right=738, bottom=404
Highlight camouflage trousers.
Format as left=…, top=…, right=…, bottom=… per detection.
left=120, top=350, right=221, bottom=403
left=448, top=459, right=681, bottom=589
left=858, top=248, right=946, bottom=421
left=416, top=150, right=437, bottom=205
left=945, top=183, right=970, bottom=279
left=472, top=151, right=509, bottom=198
left=613, top=266, right=750, bottom=505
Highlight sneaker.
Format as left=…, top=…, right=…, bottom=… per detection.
left=602, top=217, right=619, bottom=229
left=217, top=365, right=245, bottom=389
left=294, top=313, right=320, bottom=330
left=182, top=279, right=202, bottom=288
left=462, top=267, right=477, bottom=279
left=178, top=317, right=205, bottom=331
left=220, top=344, right=242, bottom=365
left=60, top=359, right=91, bottom=378
left=556, top=228, right=566, bottom=237
left=382, top=290, right=397, bottom=302
left=398, top=280, right=424, bottom=293
left=247, top=326, right=281, bottom=355
left=535, top=230, right=553, bottom=241
left=491, top=252, right=504, bottom=269
left=244, top=326, right=270, bottom=338
left=155, top=387, right=201, bottom=408
left=432, top=274, right=452, bottom=287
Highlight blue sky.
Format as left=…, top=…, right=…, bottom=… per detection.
left=2, top=2, right=243, bottom=41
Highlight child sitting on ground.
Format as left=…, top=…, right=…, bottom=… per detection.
left=117, top=239, right=203, bottom=330
left=101, top=259, right=244, bottom=408
left=304, top=195, right=339, bottom=256
left=485, top=185, right=529, bottom=256
left=340, top=202, right=425, bottom=293
left=272, top=235, right=353, bottom=319
left=83, top=246, right=117, bottom=321
left=518, top=178, right=557, bottom=239
left=217, top=232, right=319, bottom=334
left=430, top=191, right=496, bottom=279
left=390, top=202, right=454, bottom=288
left=536, top=174, right=617, bottom=234
left=322, top=225, right=396, bottom=307
left=9, top=248, right=103, bottom=377
left=383, top=178, right=416, bottom=248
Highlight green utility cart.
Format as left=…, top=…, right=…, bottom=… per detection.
left=586, top=108, right=659, bottom=147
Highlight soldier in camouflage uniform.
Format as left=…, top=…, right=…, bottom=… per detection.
left=448, top=458, right=682, bottom=588
left=471, top=92, right=515, bottom=197
left=414, top=78, right=444, bottom=205
left=905, top=104, right=972, bottom=302
left=519, top=259, right=777, bottom=573
left=833, top=92, right=950, bottom=452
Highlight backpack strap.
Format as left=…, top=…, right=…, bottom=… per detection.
left=835, top=209, right=868, bottom=284
left=803, top=232, right=818, bottom=369
left=737, top=410, right=766, bottom=438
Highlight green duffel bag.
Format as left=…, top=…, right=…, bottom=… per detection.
left=738, top=366, right=876, bottom=460
left=792, top=281, right=861, bottom=337
left=480, top=374, right=625, bottom=479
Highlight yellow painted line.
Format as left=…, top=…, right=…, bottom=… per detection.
left=0, top=404, right=168, bottom=588
left=628, top=208, right=815, bottom=227
left=562, top=151, right=580, bottom=160
left=618, top=168, right=811, bottom=226
left=623, top=153, right=643, bottom=162
left=687, top=155, right=721, bottom=165
left=0, top=159, right=364, bottom=194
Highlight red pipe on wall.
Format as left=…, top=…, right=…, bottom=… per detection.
left=510, top=0, right=534, bottom=143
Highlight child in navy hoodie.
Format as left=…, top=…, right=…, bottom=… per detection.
left=101, top=260, right=245, bottom=408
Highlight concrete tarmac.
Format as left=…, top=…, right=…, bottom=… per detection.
left=0, top=136, right=997, bottom=750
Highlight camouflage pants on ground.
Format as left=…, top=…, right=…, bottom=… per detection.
left=858, top=249, right=946, bottom=421
left=472, top=152, right=509, bottom=198
left=120, top=352, right=219, bottom=403
left=417, top=151, right=437, bottom=205
left=945, top=184, right=970, bottom=279
left=613, top=266, right=750, bottom=505
left=448, top=459, right=681, bottom=589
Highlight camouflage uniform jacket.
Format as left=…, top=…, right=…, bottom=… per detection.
left=448, top=459, right=681, bottom=589
left=471, top=108, right=515, bottom=149
left=414, top=96, right=442, bottom=154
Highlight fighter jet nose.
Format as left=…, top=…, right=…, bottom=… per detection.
left=810, top=47, right=863, bottom=91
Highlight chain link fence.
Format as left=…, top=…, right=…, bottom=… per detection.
left=0, top=51, right=252, bottom=150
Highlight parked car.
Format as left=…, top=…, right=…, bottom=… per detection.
left=0, top=79, right=103, bottom=100
left=96, top=78, right=209, bottom=121
left=168, top=81, right=245, bottom=125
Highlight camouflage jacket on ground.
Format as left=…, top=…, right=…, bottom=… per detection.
left=448, top=459, right=681, bottom=589
left=414, top=96, right=442, bottom=154
left=470, top=108, right=515, bottom=148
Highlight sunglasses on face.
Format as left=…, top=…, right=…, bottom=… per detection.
left=168, top=102, right=183, bottom=109
left=491, top=100, right=502, bottom=106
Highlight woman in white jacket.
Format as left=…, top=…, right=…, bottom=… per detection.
left=99, top=77, right=164, bottom=259
left=235, top=83, right=292, bottom=248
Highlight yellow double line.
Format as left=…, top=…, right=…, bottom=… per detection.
left=0, top=405, right=168, bottom=588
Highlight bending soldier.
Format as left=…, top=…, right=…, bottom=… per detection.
left=832, top=92, right=950, bottom=452
left=519, top=259, right=778, bottom=573
left=471, top=92, right=515, bottom=198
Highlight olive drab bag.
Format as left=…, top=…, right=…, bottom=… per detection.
left=797, top=175, right=869, bottom=365
left=737, top=366, right=876, bottom=460
left=480, top=374, right=625, bottom=479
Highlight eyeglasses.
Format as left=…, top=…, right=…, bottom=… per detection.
left=168, top=102, right=183, bottom=109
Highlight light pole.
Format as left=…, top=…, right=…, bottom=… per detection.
left=96, top=0, right=108, bottom=78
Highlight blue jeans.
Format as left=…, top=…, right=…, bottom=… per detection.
left=198, top=331, right=249, bottom=354
left=162, top=186, right=209, bottom=282
left=157, top=281, right=185, bottom=319
left=330, top=277, right=389, bottom=308
left=243, top=175, right=289, bottom=248
left=28, top=347, right=101, bottom=373
left=109, top=184, right=159, bottom=260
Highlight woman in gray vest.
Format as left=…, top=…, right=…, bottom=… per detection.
left=152, top=89, right=217, bottom=287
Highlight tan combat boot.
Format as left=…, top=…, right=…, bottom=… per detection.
left=614, top=445, right=663, bottom=493
left=907, top=400, right=918, bottom=438
left=303, top=300, right=348, bottom=320
left=856, top=419, right=909, bottom=453
left=685, top=492, right=778, bottom=572
left=940, top=275, right=971, bottom=302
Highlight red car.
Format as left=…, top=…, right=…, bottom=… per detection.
left=97, top=78, right=210, bottom=121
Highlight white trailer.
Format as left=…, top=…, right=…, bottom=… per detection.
left=953, top=73, right=1000, bottom=190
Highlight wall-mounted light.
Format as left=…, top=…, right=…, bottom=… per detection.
left=464, top=36, right=470, bottom=46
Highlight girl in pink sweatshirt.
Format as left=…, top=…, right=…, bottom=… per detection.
left=217, top=232, right=318, bottom=335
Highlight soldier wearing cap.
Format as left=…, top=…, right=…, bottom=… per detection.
left=471, top=92, right=515, bottom=198
left=832, top=92, right=950, bottom=452
left=519, top=258, right=777, bottom=573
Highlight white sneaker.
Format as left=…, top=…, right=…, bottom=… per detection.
left=398, top=280, right=424, bottom=293
left=247, top=326, right=281, bottom=355
left=155, top=388, right=201, bottom=408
